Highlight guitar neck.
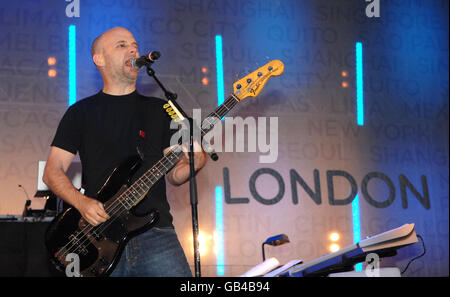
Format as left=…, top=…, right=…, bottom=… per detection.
left=199, top=93, right=240, bottom=137
left=116, top=93, right=240, bottom=210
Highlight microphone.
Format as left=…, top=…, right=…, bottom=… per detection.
left=131, top=51, right=161, bottom=70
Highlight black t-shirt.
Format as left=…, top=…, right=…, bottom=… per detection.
left=51, top=90, right=176, bottom=227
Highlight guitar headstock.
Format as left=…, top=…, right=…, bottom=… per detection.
left=232, top=60, right=284, bottom=101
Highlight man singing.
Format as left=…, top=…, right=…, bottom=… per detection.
left=43, top=27, right=206, bottom=276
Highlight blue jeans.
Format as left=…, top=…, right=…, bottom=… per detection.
left=109, top=227, right=192, bottom=277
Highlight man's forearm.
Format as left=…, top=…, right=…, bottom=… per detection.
left=43, top=167, right=85, bottom=210
left=167, top=152, right=207, bottom=186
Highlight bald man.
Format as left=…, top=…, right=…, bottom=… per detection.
left=43, top=27, right=205, bottom=277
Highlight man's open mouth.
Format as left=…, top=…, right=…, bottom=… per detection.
left=125, top=58, right=134, bottom=68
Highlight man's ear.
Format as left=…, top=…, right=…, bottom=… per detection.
left=93, top=54, right=105, bottom=67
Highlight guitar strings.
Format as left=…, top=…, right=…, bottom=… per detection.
left=95, top=95, right=238, bottom=222
left=95, top=95, right=237, bottom=223
left=57, top=95, right=239, bottom=262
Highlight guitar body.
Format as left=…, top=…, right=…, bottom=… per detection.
left=45, top=155, right=159, bottom=277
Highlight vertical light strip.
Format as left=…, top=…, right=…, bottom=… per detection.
left=356, top=42, right=364, bottom=126
left=215, top=35, right=225, bottom=275
left=215, top=186, right=225, bottom=275
left=354, top=41, right=363, bottom=271
left=352, top=194, right=362, bottom=271
left=69, top=25, right=76, bottom=106
left=215, top=35, right=225, bottom=106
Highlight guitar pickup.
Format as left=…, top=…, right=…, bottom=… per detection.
left=90, top=229, right=104, bottom=241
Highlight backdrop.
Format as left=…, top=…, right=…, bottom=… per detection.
left=0, top=0, right=448, bottom=276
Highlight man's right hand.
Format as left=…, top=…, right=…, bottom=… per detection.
left=76, top=196, right=110, bottom=226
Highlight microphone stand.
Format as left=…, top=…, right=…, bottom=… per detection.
left=145, top=64, right=217, bottom=277
left=19, top=184, right=31, bottom=219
